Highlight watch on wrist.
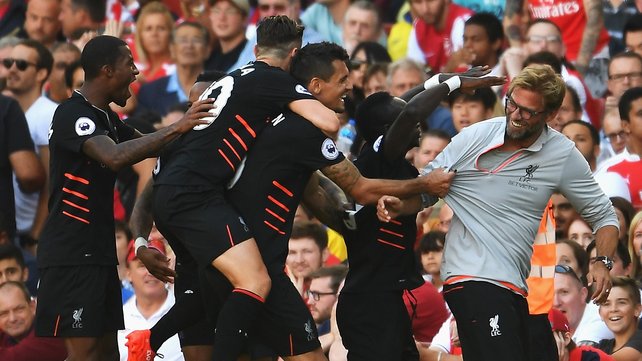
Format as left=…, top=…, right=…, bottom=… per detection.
left=594, top=256, right=613, bottom=271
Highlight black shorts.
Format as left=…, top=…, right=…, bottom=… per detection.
left=443, top=281, right=530, bottom=361
left=249, top=271, right=321, bottom=358
left=35, top=265, right=124, bottom=337
left=336, top=291, right=418, bottom=361
left=152, top=185, right=253, bottom=267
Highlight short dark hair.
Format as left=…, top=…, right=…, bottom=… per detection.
left=623, top=14, right=642, bottom=47
left=354, top=91, right=405, bottom=144
left=610, top=197, right=636, bottom=240
left=523, top=51, right=562, bottom=74
left=196, top=70, right=226, bottom=83
left=608, top=51, right=642, bottom=77
left=418, top=231, right=446, bottom=254
left=0, top=281, right=31, bottom=303
left=465, top=12, right=504, bottom=56
left=256, top=15, right=304, bottom=58
left=0, top=244, right=26, bottom=269
left=527, top=18, right=562, bottom=35
left=290, top=221, right=328, bottom=251
left=51, top=42, right=81, bottom=56
left=70, top=0, right=106, bottom=23
left=172, top=21, right=210, bottom=46
left=619, top=86, right=642, bottom=122
left=64, top=60, right=82, bottom=89
left=18, top=39, right=54, bottom=82
left=81, top=35, right=129, bottom=80
left=447, top=87, right=497, bottom=110
left=115, top=220, right=132, bottom=241
left=291, top=42, right=349, bottom=85
left=612, top=276, right=641, bottom=305
left=308, top=265, right=348, bottom=293
left=561, top=120, right=600, bottom=146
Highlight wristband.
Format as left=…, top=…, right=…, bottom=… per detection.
left=134, top=236, right=149, bottom=255
left=423, top=74, right=441, bottom=90
left=443, top=75, right=461, bottom=94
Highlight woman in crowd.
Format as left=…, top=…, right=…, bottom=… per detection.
left=627, top=212, right=642, bottom=281
left=133, top=2, right=175, bottom=83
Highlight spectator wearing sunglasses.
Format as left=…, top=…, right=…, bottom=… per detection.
left=554, top=264, right=614, bottom=346
left=5, top=39, right=57, bottom=245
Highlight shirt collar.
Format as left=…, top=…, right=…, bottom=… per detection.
left=166, top=72, right=188, bottom=103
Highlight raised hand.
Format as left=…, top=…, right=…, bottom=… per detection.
left=459, top=75, right=507, bottom=94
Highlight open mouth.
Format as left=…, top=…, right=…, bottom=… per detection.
left=511, top=119, right=525, bottom=128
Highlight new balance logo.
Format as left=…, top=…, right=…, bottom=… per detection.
left=489, top=314, right=501, bottom=336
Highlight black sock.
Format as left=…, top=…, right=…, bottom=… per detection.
left=150, top=291, right=205, bottom=352
left=212, top=288, right=265, bottom=361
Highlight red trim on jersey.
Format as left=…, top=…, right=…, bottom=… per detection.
left=62, top=211, right=90, bottom=224
left=388, top=219, right=402, bottom=226
left=380, top=228, right=403, bottom=238
left=266, top=208, right=285, bottom=223
left=264, top=220, right=286, bottom=235
left=226, top=225, right=235, bottom=246
left=377, top=238, right=405, bottom=250
left=268, top=195, right=290, bottom=212
left=223, top=139, right=241, bottom=160
left=289, top=334, right=294, bottom=355
left=62, top=199, right=89, bottom=213
left=53, top=315, right=60, bottom=336
left=218, top=149, right=236, bottom=170
left=273, top=180, right=293, bottom=197
left=62, top=187, right=88, bottom=200
left=64, top=173, right=89, bottom=184
left=235, top=115, right=257, bottom=138
left=233, top=288, right=266, bottom=302
left=444, top=275, right=528, bottom=297
left=229, top=128, right=248, bottom=151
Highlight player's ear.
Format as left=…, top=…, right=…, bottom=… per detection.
left=307, top=77, right=322, bottom=96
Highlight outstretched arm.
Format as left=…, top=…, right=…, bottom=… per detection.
left=320, top=159, right=454, bottom=205
left=82, top=99, right=214, bottom=171
left=575, top=0, right=603, bottom=75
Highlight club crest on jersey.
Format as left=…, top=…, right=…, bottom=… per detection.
left=321, top=138, right=339, bottom=160
left=295, top=84, right=312, bottom=95
left=75, top=117, right=95, bottom=136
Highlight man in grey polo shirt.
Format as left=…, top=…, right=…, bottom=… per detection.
left=379, top=64, right=619, bottom=361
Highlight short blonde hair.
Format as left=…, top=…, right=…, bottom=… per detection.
left=508, top=64, right=566, bottom=112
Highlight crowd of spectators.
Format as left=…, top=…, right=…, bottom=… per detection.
left=2, top=0, right=642, bottom=360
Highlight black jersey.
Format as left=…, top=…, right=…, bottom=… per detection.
left=153, top=61, right=315, bottom=189
left=227, top=110, right=344, bottom=272
left=340, top=136, right=424, bottom=293
left=38, top=91, right=136, bottom=267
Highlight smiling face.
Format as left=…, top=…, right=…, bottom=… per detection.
left=0, top=285, right=35, bottom=339
left=599, top=286, right=641, bottom=336
left=504, top=87, right=554, bottom=147
left=313, top=59, right=352, bottom=113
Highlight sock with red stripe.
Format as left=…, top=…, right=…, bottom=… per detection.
left=212, top=288, right=265, bottom=361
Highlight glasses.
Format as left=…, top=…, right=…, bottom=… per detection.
left=258, top=3, right=287, bottom=12
left=505, top=96, right=547, bottom=120
left=526, top=35, right=561, bottom=44
left=175, top=37, right=207, bottom=46
left=555, top=264, right=583, bottom=284
left=606, top=130, right=627, bottom=143
left=608, top=72, right=642, bottom=82
left=2, top=58, right=37, bottom=71
left=306, top=289, right=336, bottom=301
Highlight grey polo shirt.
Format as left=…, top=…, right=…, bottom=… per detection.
left=422, top=117, right=618, bottom=294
